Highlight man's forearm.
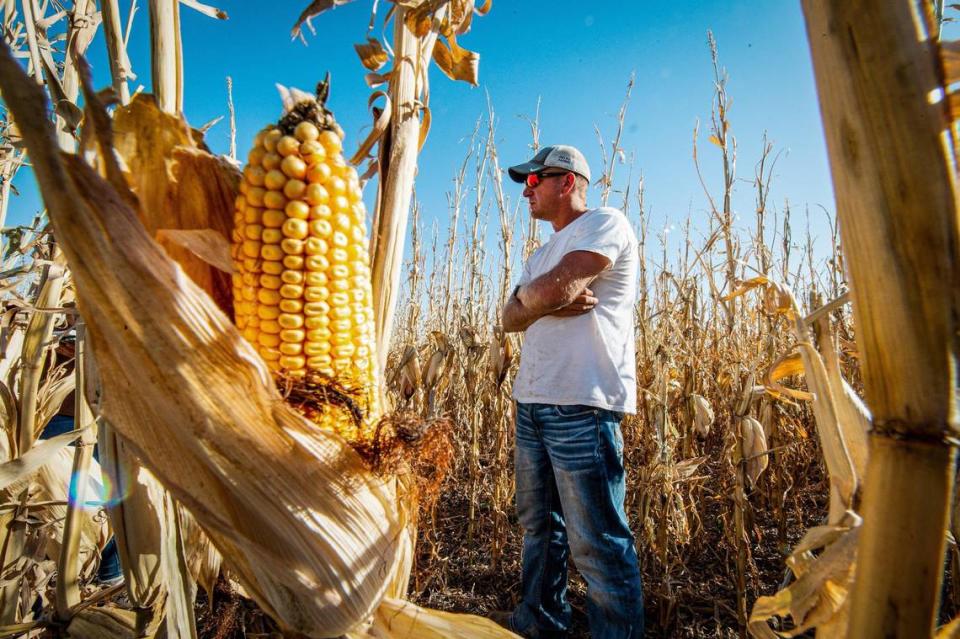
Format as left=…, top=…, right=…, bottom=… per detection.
left=501, top=292, right=544, bottom=333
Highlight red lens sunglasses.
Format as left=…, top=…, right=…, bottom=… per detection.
left=524, top=171, right=569, bottom=188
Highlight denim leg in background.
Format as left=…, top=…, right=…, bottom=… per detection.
left=512, top=402, right=644, bottom=639
left=39, top=415, right=124, bottom=584
left=512, top=402, right=572, bottom=638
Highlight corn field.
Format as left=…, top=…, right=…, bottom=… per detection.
left=0, top=1, right=956, bottom=639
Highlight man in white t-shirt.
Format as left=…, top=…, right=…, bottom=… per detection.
left=492, top=145, right=644, bottom=639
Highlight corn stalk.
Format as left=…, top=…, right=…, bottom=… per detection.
left=149, top=0, right=182, bottom=114
left=370, top=6, right=442, bottom=374
left=800, top=1, right=959, bottom=636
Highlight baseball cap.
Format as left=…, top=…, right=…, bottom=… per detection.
left=507, top=145, right=592, bottom=183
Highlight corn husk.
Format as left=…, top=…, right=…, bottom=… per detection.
left=0, top=40, right=520, bottom=638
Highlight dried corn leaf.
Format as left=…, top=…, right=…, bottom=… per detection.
left=764, top=351, right=814, bottom=402
left=348, top=597, right=521, bottom=638
left=292, top=0, right=357, bottom=39
left=432, top=33, right=479, bottom=85
left=721, top=275, right=768, bottom=302
left=0, top=427, right=83, bottom=492
left=749, top=524, right=858, bottom=638
left=67, top=605, right=137, bottom=638
left=355, top=37, right=389, bottom=71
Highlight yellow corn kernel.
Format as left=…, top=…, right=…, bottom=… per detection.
left=261, top=320, right=281, bottom=334
left=242, top=326, right=259, bottom=342
left=245, top=187, right=266, bottom=207
left=307, top=163, right=331, bottom=184
left=295, top=121, right=320, bottom=142
left=304, top=286, right=329, bottom=303
left=280, top=284, right=304, bottom=299
left=259, top=274, right=282, bottom=290
left=283, top=255, right=305, bottom=270
left=304, top=315, right=329, bottom=330
left=284, top=179, right=307, bottom=200
left=262, top=152, right=282, bottom=171
left=333, top=343, right=356, bottom=359
left=264, top=169, right=287, bottom=191
left=262, top=228, right=283, bottom=244
left=286, top=200, right=310, bottom=220
left=281, top=155, right=307, bottom=179
left=304, top=301, right=330, bottom=316
left=263, top=209, right=286, bottom=228
left=280, top=298, right=304, bottom=314
left=304, top=272, right=329, bottom=288
left=244, top=165, right=266, bottom=187
left=262, top=260, right=283, bottom=276
left=244, top=224, right=263, bottom=241
left=248, top=146, right=266, bottom=167
left=330, top=292, right=350, bottom=308
left=263, top=191, right=287, bottom=210
left=328, top=176, right=347, bottom=197
left=281, top=270, right=304, bottom=285
left=257, top=288, right=281, bottom=306
left=319, top=129, right=342, bottom=153
left=277, top=135, right=300, bottom=157
left=280, top=329, right=305, bottom=343
left=307, top=354, right=333, bottom=370
left=330, top=247, right=348, bottom=263
left=244, top=207, right=263, bottom=224
left=260, top=347, right=281, bottom=362
left=257, top=305, right=281, bottom=320
left=305, top=255, right=330, bottom=272
left=279, top=355, right=306, bottom=370
left=309, top=219, right=333, bottom=238
left=332, top=195, right=351, bottom=215
left=242, top=240, right=262, bottom=259
left=283, top=218, right=309, bottom=240
left=279, top=313, right=304, bottom=330
left=258, top=332, right=281, bottom=348
left=279, top=342, right=303, bottom=356
left=263, top=130, right=282, bottom=153
left=307, top=327, right=332, bottom=342
left=305, top=183, right=329, bottom=206
left=304, top=341, right=331, bottom=357
left=261, top=244, right=284, bottom=261
left=304, top=237, right=328, bottom=256
left=310, top=204, right=332, bottom=220
left=280, top=239, right=304, bottom=256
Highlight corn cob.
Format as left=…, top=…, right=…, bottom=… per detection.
left=230, top=84, right=378, bottom=440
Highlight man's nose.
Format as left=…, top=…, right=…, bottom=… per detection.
left=522, top=186, right=533, bottom=197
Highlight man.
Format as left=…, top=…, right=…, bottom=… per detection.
left=495, top=145, right=644, bottom=638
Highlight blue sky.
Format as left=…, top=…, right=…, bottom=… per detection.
left=7, top=1, right=836, bottom=266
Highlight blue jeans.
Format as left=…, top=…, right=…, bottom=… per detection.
left=510, top=403, right=644, bottom=639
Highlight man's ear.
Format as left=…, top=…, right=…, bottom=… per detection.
left=562, top=173, right=576, bottom=194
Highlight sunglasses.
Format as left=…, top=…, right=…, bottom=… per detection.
left=524, top=171, right=569, bottom=189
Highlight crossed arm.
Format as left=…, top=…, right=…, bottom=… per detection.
left=501, top=250, right=612, bottom=333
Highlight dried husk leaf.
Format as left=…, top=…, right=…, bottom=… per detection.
left=0, top=59, right=405, bottom=636
left=740, top=416, right=768, bottom=486
left=690, top=393, right=713, bottom=438
left=154, top=229, right=232, bottom=275
left=111, top=94, right=237, bottom=315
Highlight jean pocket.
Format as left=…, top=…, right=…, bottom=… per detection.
left=554, top=404, right=596, bottom=419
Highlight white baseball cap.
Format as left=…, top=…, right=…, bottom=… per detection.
left=508, top=145, right=591, bottom=183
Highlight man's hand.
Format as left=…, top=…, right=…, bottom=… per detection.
left=549, top=288, right=597, bottom=317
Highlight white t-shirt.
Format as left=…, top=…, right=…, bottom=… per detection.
left=512, top=207, right=638, bottom=414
